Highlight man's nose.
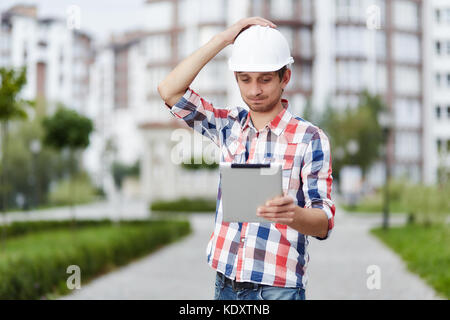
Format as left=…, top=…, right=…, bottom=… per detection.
left=249, top=82, right=263, bottom=96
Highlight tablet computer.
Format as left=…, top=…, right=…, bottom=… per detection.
left=220, top=162, right=283, bottom=223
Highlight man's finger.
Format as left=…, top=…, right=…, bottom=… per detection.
left=258, top=203, right=295, bottom=214
left=265, top=195, right=293, bottom=207
left=257, top=212, right=295, bottom=224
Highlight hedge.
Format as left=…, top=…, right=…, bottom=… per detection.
left=150, top=197, right=216, bottom=213
left=0, top=219, right=191, bottom=299
left=0, top=219, right=116, bottom=239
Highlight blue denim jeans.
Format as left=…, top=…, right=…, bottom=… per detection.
left=214, top=272, right=306, bottom=300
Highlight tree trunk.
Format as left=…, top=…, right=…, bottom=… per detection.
left=69, top=148, right=77, bottom=233
left=1, top=121, right=9, bottom=249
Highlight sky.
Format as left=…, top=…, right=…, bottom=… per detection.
left=0, top=0, right=148, bottom=43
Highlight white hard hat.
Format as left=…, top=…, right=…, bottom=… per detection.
left=228, top=25, right=294, bottom=72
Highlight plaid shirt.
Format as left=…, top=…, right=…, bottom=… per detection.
left=167, top=87, right=335, bottom=288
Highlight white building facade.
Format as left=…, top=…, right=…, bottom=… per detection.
left=0, top=5, right=93, bottom=115
left=423, top=0, right=450, bottom=184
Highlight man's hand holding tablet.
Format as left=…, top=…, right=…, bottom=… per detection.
left=256, top=193, right=296, bottom=224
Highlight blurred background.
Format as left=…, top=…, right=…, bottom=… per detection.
left=0, top=0, right=448, bottom=300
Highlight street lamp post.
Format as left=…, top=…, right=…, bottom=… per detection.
left=30, top=139, right=41, bottom=210
left=378, top=111, right=393, bottom=230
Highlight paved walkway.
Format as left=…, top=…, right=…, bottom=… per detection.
left=61, top=209, right=444, bottom=300
left=61, top=214, right=217, bottom=300
left=1, top=198, right=150, bottom=224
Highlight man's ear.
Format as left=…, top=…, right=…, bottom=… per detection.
left=281, top=68, right=291, bottom=90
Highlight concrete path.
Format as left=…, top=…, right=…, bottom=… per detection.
left=306, top=212, right=443, bottom=299
left=61, top=214, right=217, bottom=300
left=2, top=198, right=150, bottom=224
left=61, top=209, right=444, bottom=300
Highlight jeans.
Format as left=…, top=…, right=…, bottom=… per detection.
left=214, top=272, right=306, bottom=300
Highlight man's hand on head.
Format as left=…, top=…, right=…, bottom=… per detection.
left=219, top=16, right=277, bottom=46
left=256, top=193, right=296, bottom=224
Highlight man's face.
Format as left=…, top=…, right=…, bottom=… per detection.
left=235, top=70, right=290, bottom=113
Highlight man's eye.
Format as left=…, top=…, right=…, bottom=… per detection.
left=262, top=78, right=272, bottom=82
left=241, top=79, right=249, bottom=82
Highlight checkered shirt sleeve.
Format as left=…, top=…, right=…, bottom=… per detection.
left=301, top=128, right=335, bottom=240
left=167, top=87, right=230, bottom=147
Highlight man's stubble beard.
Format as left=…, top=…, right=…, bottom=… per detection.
left=245, top=89, right=283, bottom=114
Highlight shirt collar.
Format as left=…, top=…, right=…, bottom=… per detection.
left=242, top=98, right=293, bottom=136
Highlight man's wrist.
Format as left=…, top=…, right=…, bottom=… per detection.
left=289, top=205, right=328, bottom=238
left=211, top=33, right=229, bottom=49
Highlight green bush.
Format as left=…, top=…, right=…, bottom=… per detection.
left=150, top=197, right=216, bottom=213
left=343, top=179, right=450, bottom=223
left=401, top=183, right=450, bottom=226
left=180, top=156, right=218, bottom=170
left=0, top=219, right=115, bottom=239
left=48, top=171, right=99, bottom=206
left=0, top=219, right=191, bottom=299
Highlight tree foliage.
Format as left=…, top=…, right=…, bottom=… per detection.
left=0, top=67, right=33, bottom=122
left=42, top=105, right=93, bottom=150
left=318, top=90, right=386, bottom=182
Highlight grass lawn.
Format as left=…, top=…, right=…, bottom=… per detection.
left=340, top=198, right=407, bottom=214
left=371, top=224, right=450, bottom=299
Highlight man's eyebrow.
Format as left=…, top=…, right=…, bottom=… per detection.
left=236, top=73, right=274, bottom=77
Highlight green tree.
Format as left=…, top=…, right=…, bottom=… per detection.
left=112, top=160, right=140, bottom=189
left=42, top=106, right=94, bottom=224
left=319, top=90, right=386, bottom=183
left=0, top=66, right=34, bottom=247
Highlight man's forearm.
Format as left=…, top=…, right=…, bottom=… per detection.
left=157, top=34, right=228, bottom=107
left=287, top=207, right=329, bottom=239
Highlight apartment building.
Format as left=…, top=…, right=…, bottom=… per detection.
left=140, top=0, right=427, bottom=186
left=423, top=0, right=450, bottom=184
left=85, top=31, right=149, bottom=191
left=0, top=4, right=93, bottom=115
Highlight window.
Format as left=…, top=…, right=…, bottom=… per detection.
left=436, top=41, right=441, bottom=55
left=436, top=73, right=441, bottom=87
left=437, top=139, right=442, bottom=153
left=336, top=0, right=364, bottom=23
left=335, top=26, right=365, bottom=56
left=199, top=0, right=225, bottom=23
left=446, top=41, right=450, bottom=55
left=278, top=27, right=294, bottom=52
left=297, top=29, right=312, bottom=58
left=299, top=0, right=313, bottom=23
left=436, top=105, right=441, bottom=119
left=447, top=106, right=450, bottom=119
left=395, top=132, right=420, bottom=160
left=270, top=0, right=294, bottom=19
left=338, top=61, right=366, bottom=91
left=447, top=73, right=450, bottom=87
left=435, top=9, right=441, bottom=23
left=393, top=33, right=420, bottom=63
left=251, top=0, right=264, bottom=17
left=395, top=66, right=420, bottom=95
left=446, top=9, right=450, bottom=23
left=395, top=99, right=420, bottom=128
left=393, top=0, right=419, bottom=31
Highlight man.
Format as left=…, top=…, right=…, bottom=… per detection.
left=158, top=17, right=335, bottom=300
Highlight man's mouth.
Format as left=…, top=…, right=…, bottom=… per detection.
left=249, top=98, right=266, bottom=103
